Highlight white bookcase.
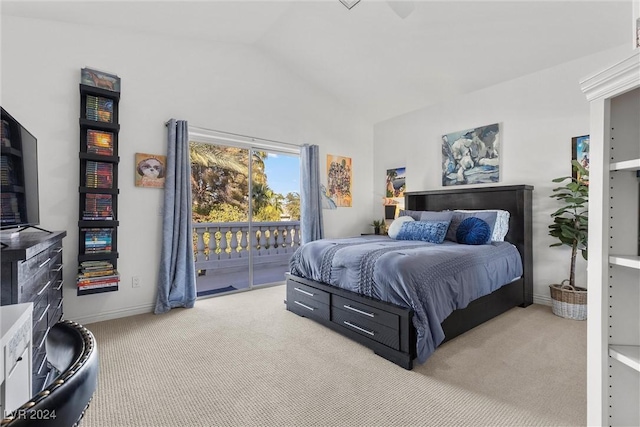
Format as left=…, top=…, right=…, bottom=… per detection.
left=581, top=51, right=640, bottom=427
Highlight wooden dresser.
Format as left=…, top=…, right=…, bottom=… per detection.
left=1, top=231, right=66, bottom=394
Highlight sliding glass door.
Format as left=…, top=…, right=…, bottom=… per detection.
left=190, top=136, right=300, bottom=297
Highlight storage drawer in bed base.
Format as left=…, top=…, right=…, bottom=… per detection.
left=286, top=282, right=330, bottom=321
left=285, top=274, right=416, bottom=370
left=332, top=306, right=400, bottom=350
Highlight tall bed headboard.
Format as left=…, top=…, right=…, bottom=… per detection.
left=404, top=184, right=533, bottom=305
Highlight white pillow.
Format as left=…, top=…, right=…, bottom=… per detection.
left=454, top=209, right=510, bottom=241
left=387, top=216, right=415, bottom=239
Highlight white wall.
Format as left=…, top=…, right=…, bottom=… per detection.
left=1, top=15, right=374, bottom=323
left=373, top=44, right=634, bottom=305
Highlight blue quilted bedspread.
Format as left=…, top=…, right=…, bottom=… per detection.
left=289, top=236, right=523, bottom=364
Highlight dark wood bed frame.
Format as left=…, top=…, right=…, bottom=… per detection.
left=285, top=184, right=533, bottom=369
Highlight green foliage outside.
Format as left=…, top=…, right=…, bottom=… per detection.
left=190, top=142, right=300, bottom=223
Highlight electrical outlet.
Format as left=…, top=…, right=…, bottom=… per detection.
left=132, top=276, right=140, bottom=288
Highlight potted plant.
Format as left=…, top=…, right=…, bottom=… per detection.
left=548, top=160, right=589, bottom=320
left=370, top=219, right=386, bottom=235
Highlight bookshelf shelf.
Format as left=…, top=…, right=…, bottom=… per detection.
left=77, top=286, right=119, bottom=296
left=79, top=152, right=120, bottom=163
left=79, top=118, right=120, bottom=132
left=79, top=187, right=119, bottom=195
left=609, top=345, right=640, bottom=373
left=78, top=77, right=121, bottom=296
left=78, top=252, right=119, bottom=262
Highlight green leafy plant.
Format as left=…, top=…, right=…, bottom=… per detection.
left=370, top=218, right=386, bottom=234
left=548, top=160, right=589, bottom=287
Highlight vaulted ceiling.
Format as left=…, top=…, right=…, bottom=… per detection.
left=2, top=1, right=632, bottom=124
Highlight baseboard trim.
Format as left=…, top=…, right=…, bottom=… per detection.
left=533, top=293, right=551, bottom=306
left=69, top=303, right=155, bottom=325
left=68, top=292, right=552, bottom=324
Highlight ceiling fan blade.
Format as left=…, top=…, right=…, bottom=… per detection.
left=387, top=1, right=415, bottom=19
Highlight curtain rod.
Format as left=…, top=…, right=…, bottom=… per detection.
left=165, top=120, right=301, bottom=149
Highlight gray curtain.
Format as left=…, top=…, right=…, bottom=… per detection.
left=300, top=144, right=324, bottom=244
left=154, top=119, right=197, bottom=314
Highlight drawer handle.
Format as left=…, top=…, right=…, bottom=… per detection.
left=57, top=299, right=63, bottom=309
left=54, top=247, right=63, bottom=253
left=294, top=287, right=314, bottom=297
left=38, top=257, right=51, bottom=269
left=293, top=301, right=315, bottom=311
left=37, top=327, right=51, bottom=350
left=343, top=321, right=375, bottom=336
left=54, top=264, right=63, bottom=272
left=344, top=304, right=375, bottom=318
left=37, top=353, right=49, bottom=374
left=36, top=304, right=51, bottom=324
left=54, top=280, right=64, bottom=291
left=37, top=304, right=51, bottom=323
left=37, top=280, right=52, bottom=296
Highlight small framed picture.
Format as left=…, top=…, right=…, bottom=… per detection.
left=81, top=67, right=121, bottom=92
left=135, top=153, right=166, bottom=188
left=572, top=135, right=589, bottom=182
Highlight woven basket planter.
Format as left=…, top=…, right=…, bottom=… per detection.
left=549, top=280, right=587, bottom=320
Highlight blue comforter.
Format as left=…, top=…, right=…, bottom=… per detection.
left=289, top=236, right=523, bottom=363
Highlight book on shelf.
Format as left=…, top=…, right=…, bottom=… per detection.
left=78, top=269, right=116, bottom=278
left=83, top=193, right=114, bottom=220
left=86, top=129, right=114, bottom=156
left=78, top=260, right=114, bottom=268
left=77, top=273, right=119, bottom=283
left=85, top=161, right=113, bottom=189
left=85, top=95, right=114, bottom=123
left=78, top=280, right=119, bottom=290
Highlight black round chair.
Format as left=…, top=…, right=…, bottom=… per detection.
left=1, top=320, right=99, bottom=427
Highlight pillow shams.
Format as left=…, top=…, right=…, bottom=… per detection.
left=398, top=209, right=424, bottom=221
left=419, top=210, right=454, bottom=222
left=446, top=211, right=497, bottom=243
left=455, top=209, right=510, bottom=241
left=396, top=220, right=450, bottom=244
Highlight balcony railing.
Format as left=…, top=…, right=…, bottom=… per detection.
left=192, top=221, right=301, bottom=291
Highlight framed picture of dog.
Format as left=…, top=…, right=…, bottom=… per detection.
left=135, top=153, right=166, bottom=188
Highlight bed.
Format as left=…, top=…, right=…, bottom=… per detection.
left=285, top=185, right=533, bottom=369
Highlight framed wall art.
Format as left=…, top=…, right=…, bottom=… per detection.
left=442, top=123, right=501, bottom=186
left=135, top=153, right=166, bottom=188
left=572, top=135, right=589, bottom=182
left=81, top=67, right=121, bottom=93
left=326, top=154, right=352, bottom=207
left=386, top=167, right=406, bottom=198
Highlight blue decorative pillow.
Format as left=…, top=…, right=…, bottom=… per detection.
left=396, top=220, right=450, bottom=244
left=446, top=211, right=498, bottom=243
left=456, top=217, right=492, bottom=245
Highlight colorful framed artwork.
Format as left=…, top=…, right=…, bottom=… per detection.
left=572, top=135, right=589, bottom=182
left=135, top=153, right=166, bottom=188
left=326, top=154, right=352, bottom=207
left=386, top=167, right=406, bottom=198
left=81, top=67, right=121, bottom=92
left=442, top=123, right=501, bottom=186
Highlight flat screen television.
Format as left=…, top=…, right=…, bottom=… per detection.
left=1, top=107, right=40, bottom=230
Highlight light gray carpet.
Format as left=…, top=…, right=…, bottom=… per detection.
left=82, top=284, right=586, bottom=426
